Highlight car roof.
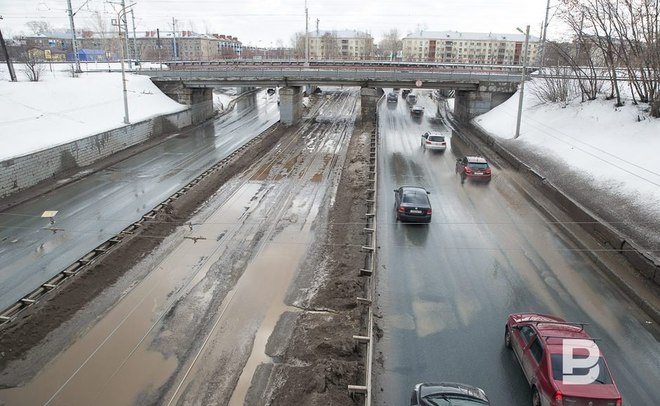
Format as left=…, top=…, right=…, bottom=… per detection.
left=416, top=382, right=489, bottom=403
left=399, top=186, right=429, bottom=193
left=465, top=156, right=488, bottom=163
left=510, top=313, right=595, bottom=354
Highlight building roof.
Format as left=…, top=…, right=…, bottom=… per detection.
left=309, top=30, right=372, bottom=39
left=404, top=30, right=539, bottom=42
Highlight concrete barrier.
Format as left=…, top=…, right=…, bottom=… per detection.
left=453, top=119, right=659, bottom=287
left=0, top=101, right=217, bottom=199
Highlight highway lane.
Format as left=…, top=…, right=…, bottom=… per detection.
left=373, top=90, right=660, bottom=405
left=0, top=90, right=280, bottom=311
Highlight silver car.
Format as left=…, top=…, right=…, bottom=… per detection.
left=421, top=131, right=447, bottom=151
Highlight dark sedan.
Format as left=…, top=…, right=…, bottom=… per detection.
left=394, top=186, right=432, bottom=223
left=411, top=382, right=490, bottom=405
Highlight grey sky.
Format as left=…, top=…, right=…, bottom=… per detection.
left=0, top=0, right=563, bottom=46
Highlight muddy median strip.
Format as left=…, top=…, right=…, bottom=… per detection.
left=0, top=122, right=288, bottom=369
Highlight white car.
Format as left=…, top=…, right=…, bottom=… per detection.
left=411, top=105, right=424, bottom=117
left=421, top=131, right=447, bottom=151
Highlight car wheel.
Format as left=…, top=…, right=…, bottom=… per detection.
left=531, top=387, right=541, bottom=406
left=504, top=327, right=512, bottom=349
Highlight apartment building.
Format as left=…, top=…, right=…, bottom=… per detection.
left=304, top=30, right=373, bottom=60
left=138, top=31, right=242, bottom=61
left=402, top=31, right=539, bottom=65
left=20, top=31, right=242, bottom=62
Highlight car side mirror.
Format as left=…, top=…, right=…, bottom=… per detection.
left=426, top=191, right=430, bottom=194
left=393, top=189, right=397, bottom=193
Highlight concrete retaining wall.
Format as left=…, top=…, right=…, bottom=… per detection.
left=452, top=118, right=659, bottom=287
left=0, top=103, right=212, bottom=199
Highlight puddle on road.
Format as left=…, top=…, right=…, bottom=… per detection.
left=0, top=183, right=266, bottom=406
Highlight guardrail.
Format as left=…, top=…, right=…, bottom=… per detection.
left=347, top=98, right=380, bottom=405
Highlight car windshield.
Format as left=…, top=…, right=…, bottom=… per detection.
left=402, top=192, right=429, bottom=205
left=551, top=354, right=613, bottom=384
left=423, top=395, right=489, bottom=405
left=428, top=136, right=444, bottom=142
left=467, top=162, right=488, bottom=170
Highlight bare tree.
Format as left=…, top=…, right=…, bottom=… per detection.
left=559, top=0, right=660, bottom=116
left=22, top=51, right=45, bottom=81
left=379, top=29, right=402, bottom=60
left=531, top=65, right=576, bottom=105
left=25, top=20, right=52, bottom=35
left=291, top=33, right=306, bottom=59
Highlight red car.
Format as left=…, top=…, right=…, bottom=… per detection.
left=455, top=156, right=492, bottom=182
left=504, top=313, right=622, bottom=406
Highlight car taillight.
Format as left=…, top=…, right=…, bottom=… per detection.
left=398, top=207, right=405, bottom=213
left=485, top=168, right=491, bottom=174
left=615, top=398, right=622, bottom=406
left=426, top=140, right=432, bottom=144
left=553, top=390, right=563, bottom=405
left=426, top=208, right=432, bottom=215
left=465, top=167, right=472, bottom=174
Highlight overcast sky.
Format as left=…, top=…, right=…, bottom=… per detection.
left=1, top=0, right=565, bottom=46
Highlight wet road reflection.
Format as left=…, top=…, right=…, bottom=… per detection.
left=373, top=89, right=660, bottom=405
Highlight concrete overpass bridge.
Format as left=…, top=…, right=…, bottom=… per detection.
left=138, top=61, right=527, bottom=125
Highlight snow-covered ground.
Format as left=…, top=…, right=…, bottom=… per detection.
left=2, top=64, right=658, bottom=221
left=0, top=63, right=186, bottom=161
left=473, top=81, right=660, bottom=208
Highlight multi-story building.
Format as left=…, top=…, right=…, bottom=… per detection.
left=302, top=30, right=373, bottom=60
left=402, top=31, right=539, bottom=65
left=20, top=31, right=242, bottom=62
left=138, top=31, right=241, bottom=61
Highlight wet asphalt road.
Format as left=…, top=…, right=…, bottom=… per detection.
left=373, top=91, right=660, bottom=405
left=0, top=91, right=280, bottom=311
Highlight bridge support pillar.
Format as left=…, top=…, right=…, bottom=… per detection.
left=153, top=81, right=214, bottom=124
left=454, top=84, right=516, bottom=122
left=280, top=86, right=303, bottom=126
left=360, top=87, right=382, bottom=121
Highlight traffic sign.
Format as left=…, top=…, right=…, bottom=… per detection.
left=415, top=80, right=423, bottom=87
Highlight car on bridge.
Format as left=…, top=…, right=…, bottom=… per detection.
left=455, top=156, right=491, bottom=183
left=504, top=312, right=622, bottom=406
left=421, top=131, right=446, bottom=151
left=410, top=382, right=490, bottom=405
left=402, top=88, right=411, bottom=98
left=394, top=186, right=432, bottom=223
left=407, top=93, right=418, bottom=105
left=387, top=92, right=398, bottom=102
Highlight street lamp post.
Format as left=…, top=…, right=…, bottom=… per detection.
left=515, top=25, right=530, bottom=139
left=304, top=0, right=309, bottom=66
left=115, top=4, right=134, bottom=124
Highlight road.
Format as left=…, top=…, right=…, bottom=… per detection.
left=0, top=88, right=360, bottom=405
left=0, top=91, right=280, bottom=311
left=373, top=90, right=660, bottom=405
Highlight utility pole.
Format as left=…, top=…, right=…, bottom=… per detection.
left=156, top=28, right=162, bottom=70
left=515, top=25, right=530, bottom=139
left=130, top=9, right=138, bottom=64
left=66, top=0, right=82, bottom=72
left=304, top=0, right=309, bottom=66
left=120, top=0, right=132, bottom=68
left=172, top=17, right=178, bottom=61
left=0, top=16, right=17, bottom=81
left=316, top=18, right=319, bottom=35
left=538, top=0, right=551, bottom=70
